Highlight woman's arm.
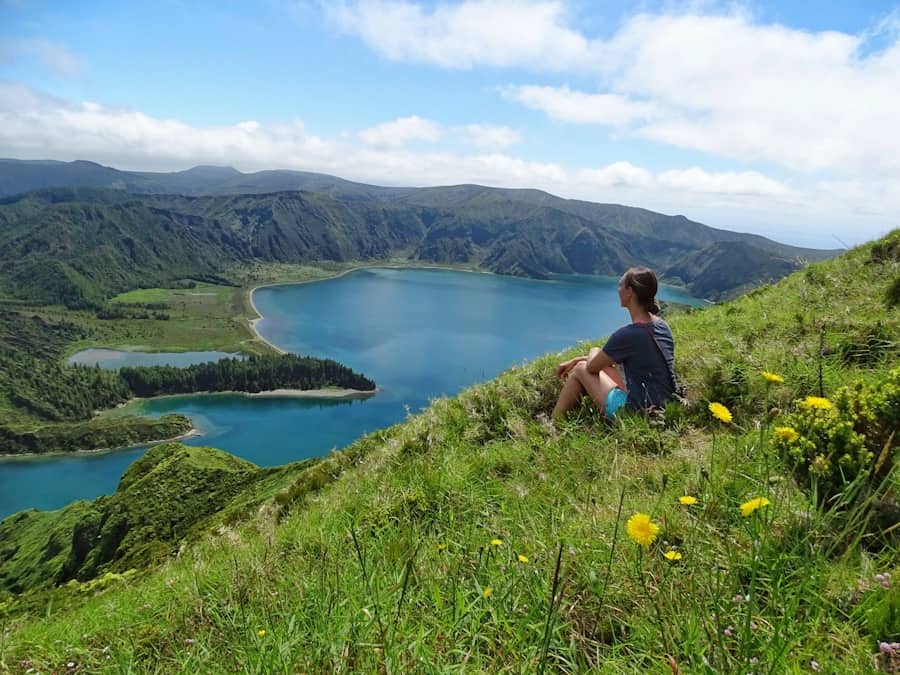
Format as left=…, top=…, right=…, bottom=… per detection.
left=555, top=355, right=587, bottom=378
left=585, top=347, right=615, bottom=374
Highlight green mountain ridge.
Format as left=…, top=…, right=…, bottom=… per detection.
left=0, top=160, right=837, bottom=302
left=0, top=181, right=838, bottom=305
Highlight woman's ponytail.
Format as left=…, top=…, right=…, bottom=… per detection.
left=622, top=267, right=660, bottom=315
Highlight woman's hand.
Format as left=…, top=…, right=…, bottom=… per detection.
left=555, top=356, right=586, bottom=378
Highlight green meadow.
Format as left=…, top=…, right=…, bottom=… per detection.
left=0, top=233, right=897, bottom=673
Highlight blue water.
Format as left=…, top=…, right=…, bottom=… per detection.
left=0, top=268, right=702, bottom=518
left=67, top=349, right=242, bottom=369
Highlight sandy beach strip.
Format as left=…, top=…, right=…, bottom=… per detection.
left=120, top=387, right=378, bottom=405
left=248, top=388, right=376, bottom=399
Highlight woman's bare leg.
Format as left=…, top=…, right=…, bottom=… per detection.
left=603, top=364, right=626, bottom=390
left=552, top=372, right=586, bottom=420
left=553, top=361, right=619, bottom=420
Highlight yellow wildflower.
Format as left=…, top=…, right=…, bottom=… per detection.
left=518, top=554, right=529, bottom=564
left=678, top=496, right=698, bottom=506
left=774, top=426, right=799, bottom=443
left=257, top=629, right=266, bottom=638
left=708, top=402, right=733, bottom=424
left=803, top=396, right=832, bottom=410
left=491, top=538, right=503, bottom=547
left=482, top=587, right=493, bottom=598
left=740, top=497, right=771, bottom=517
left=663, top=550, right=683, bottom=561
left=626, top=512, right=660, bottom=548
left=762, top=371, right=785, bottom=383
left=437, top=543, right=446, bottom=551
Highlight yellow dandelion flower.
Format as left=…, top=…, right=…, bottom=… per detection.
left=740, top=497, right=771, bottom=517
left=773, top=426, right=799, bottom=443
left=761, top=371, right=785, bottom=383
left=626, top=512, right=660, bottom=548
left=663, top=550, right=683, bottom=561
left=437, top=543, right=446, bottom=551
left=257, top=629, right=266, bottom=638
left=482, top=587, right=493, bottom=598
left=490, top=538, right=503, bottom=547
left=518, top=554, right=529, bottom=564
left=708, top=402, right=733, bottom=424
left=679, top=496, right=698, bottom=506
left=803, top=396, right=832, bottom=410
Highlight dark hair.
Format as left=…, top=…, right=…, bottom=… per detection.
left=622, top=266, right=660, bottom=314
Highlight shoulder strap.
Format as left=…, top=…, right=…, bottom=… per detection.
left=638, top=321, right=684, bottom=397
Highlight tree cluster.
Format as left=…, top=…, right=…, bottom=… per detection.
left=119, top=354, right=375, bottom=398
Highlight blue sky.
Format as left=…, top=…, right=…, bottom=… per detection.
left=1, top=1, right=899, bottom=247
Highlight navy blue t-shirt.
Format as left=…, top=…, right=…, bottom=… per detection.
left=602, top=319, right=675, bottom=410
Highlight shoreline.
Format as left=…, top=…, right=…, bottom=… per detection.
left=121, top=386, right=377, bottom=406
left=0, top=426, right=202, bottom=461
left=247, top=265, right=375, bottom=354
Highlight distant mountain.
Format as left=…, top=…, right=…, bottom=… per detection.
left=0, top=159, right=390, bottom=199
left=0, top=159, right=842, bottom=302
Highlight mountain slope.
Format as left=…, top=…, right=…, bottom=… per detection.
left=0, top=181, right=839, bottom=304
left=0, top=443, right=265, bottom=593
left=0, top=231, right=896, bottom=672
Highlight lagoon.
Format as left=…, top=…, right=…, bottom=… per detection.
left=67, top=348, right=243, bottom=369
left=0, top=268, right=702, bottom=518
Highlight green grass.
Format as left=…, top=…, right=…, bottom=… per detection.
left=60, top=282, right=267, bottom=357
left=0, top=234, right=897, bottom=673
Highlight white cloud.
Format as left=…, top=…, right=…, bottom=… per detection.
left=657, top=167, right=789, bottom=197
left=498, top=12, right=900, bottom=175
left=576, top=161, right=653, bottom=188
left=331, top=5, right=900, bottom=177
left=0, top=37, right=85, bottom=76
left=606, top=13, right=900, bottom=174
left=457, top=123, right=521, bottom=150
left=325, top=0, right=594, bottom=70
left=503, top=85, right=656, bottom=126
left=0, top=82, right=333, bottom=170
left=359, top=115, right=442, bottom=148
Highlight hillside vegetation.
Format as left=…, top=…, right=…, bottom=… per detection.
left=0, top=443, right=320, bottom=594
left=0, top=164, right=839, bottom=307
left=0, top=231, right=897, bottom=673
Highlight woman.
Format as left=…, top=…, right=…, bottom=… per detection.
left=552, top=266, right=677, bottom=420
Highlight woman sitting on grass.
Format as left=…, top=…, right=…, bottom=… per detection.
left=552, top=266, right=678, bottom=421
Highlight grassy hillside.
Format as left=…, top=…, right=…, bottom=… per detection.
left=0, top=232, right=896, bottom=673
left=0, top=443, right=321, bottom=594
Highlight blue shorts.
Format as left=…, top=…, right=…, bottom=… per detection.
left=605, top=388, right=628, bottom=418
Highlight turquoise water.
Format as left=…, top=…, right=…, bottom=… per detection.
left=0, top=268, right=702, bottom=518
left=67, top=349, right=242, bottom=369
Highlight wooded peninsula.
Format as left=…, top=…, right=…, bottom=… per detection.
left=0, top=311, right=375, bottom=455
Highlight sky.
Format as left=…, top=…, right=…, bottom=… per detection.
left=1, top=1, right=899, bottom=248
